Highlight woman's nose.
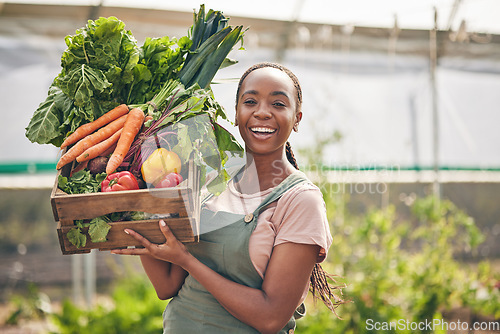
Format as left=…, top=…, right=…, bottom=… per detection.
left=253, top=105, right=272, bottom=119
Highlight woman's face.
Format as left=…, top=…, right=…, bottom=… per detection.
left=236, top=67, right=302, bottom=158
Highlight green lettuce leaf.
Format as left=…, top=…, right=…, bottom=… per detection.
left=88, top=217, right=111, bottom=243
left=57, top=64, right=112, bottom=109
left=206, top=169, right=230, bottom=196
left=26, top=17, right=142, bottom=146
left=58, top=170, right=106, bottom=194
left=25, top=86, right=73, bottom=146
left=124, top=35, right=191, bottom=105
left=67, top=227, right=87, bottom=248
left=214, top=123, right=244, bottom=154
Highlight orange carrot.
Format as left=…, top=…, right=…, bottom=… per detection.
left=60, top=104, right=129, bottom=149
left=106, top=108, right=145, bottom=174
left=56, top=115, right=128, bottom=169
left=76, top=128, right=123, bottom=163
left=100, top=142, right=117, bottom=158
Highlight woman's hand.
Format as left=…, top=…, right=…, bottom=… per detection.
left=111, top=220, right=189, bottom=300
left=111, top=220, right=191, bottom=267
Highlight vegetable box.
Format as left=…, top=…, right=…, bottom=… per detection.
left=51, top=159, right=200, bottom=255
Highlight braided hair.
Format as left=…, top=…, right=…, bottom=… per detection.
left=236, top=62, right=345, bottom=314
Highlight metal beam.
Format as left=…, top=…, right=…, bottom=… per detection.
left=276, top=0, right=306, bottom=62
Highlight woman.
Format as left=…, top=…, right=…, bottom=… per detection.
left=112, top=62, right=343, bottom=333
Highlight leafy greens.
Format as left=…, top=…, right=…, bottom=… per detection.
left=25, top=16, right=192, bottom=147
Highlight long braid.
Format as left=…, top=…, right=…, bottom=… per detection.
left=237, top=62, right=346, bottom=314
left=286, top=140, right=346, bottom=314
left=285, top=142, right=298, bottom=169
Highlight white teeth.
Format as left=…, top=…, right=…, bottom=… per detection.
left=251, top=127, right=276, bottom=133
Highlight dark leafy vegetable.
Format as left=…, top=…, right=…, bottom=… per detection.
left=25, top=17, right=190, bottom=147
left=66, top=227, right=86, bottom=248
left=88, top=217, right=112, bottom=243
left=26, top=17, right=140, bottom=146
left=26, top=8, right=243, bottom=149
left=25, top=86, right=74, bottom=147
left=126, top=35, right=192, bottom=105
left=58, top=170, right=106, bottom=194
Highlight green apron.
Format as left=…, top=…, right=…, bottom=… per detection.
left=163, top=171, right=309, bottom=333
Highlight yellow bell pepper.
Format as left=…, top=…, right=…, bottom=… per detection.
left=141, top=148, right=182, bottom=184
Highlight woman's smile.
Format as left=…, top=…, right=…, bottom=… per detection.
left=250, top=127, right=276, bottom=134
left=249, top=126, right=277, bottom=139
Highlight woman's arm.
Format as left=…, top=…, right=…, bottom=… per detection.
left=112, top=220, right=319, bottom=334
left=139, top=254, right=188, bottom=300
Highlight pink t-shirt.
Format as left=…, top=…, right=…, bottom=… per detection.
left=203, top=170, right=332, bottom=301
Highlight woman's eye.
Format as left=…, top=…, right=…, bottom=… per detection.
left=243, top=100, right=256, bottom=105
left=273, top=101, right=286, bottom=107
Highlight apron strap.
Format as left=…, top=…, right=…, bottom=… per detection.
left=202, top=169, right=310, bottom=224
left=253, top=171, right=309, bottom=217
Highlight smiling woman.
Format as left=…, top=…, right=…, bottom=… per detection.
left=235, top=64, right=302, bottom=165
left=111, top=62, right=345, bottom=334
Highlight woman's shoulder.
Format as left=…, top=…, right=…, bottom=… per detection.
left=273, top=171, right=326, bottom=216
left=284, top=171, right=324, bottom=201
left=270, top=171, right=332, bottom=253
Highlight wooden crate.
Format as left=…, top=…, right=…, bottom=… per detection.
left=51, top=160, right=200, bottom=255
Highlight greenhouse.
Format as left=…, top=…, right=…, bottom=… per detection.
left=1, top=1, right=499, bottom=333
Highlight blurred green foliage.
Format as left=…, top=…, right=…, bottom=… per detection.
left=294, top=126, right=499, bottom=333
left=5, top=283, right=52, bottom=325
left=50, top=275, right=166, bottom=334
left=296, top=192, right=500, bottom=333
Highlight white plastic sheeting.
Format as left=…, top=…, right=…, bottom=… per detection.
left=211, top=49, right=500, bottom=170
left=1, top=3, right=500, bottom=172
left=0, top=35, right=62, bottom=163
left=6, top=0, right=500, bottom=34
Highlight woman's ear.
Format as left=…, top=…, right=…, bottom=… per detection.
left=293, top=112, right=302, bottom=132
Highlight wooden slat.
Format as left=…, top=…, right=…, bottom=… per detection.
left=57, top=218, right=196, bottom=255
left=52, top=187, right=191, bottom=221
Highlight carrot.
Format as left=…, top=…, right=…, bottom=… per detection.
left=76, top=128, right=123, bottom=163
left=106, top=108, right=145, bottom=174
left=56, top=115, right=128, bottom=169
left=60, top=104, right=129, bottom=149
left=100, top=142, right=117, bottom=158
